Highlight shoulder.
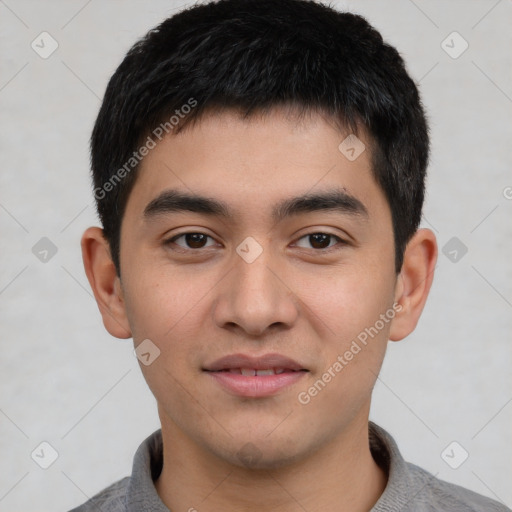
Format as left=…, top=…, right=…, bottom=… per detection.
left=369, top=422, right=510, bottom=512
left=67, top=476, right=130, bottom=512
left=405, top=462, right=510, bottom=512
left=67, top=429, right=166, bottom=512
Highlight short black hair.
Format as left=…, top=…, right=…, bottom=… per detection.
left=91, top=0, right=429, bottom=275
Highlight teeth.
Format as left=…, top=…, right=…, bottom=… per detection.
left=256, top=369, right=274, bottom=376
left=226, top=368, right=291, bottom=376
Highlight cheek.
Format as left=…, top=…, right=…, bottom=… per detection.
left=294, top=273, right=392, bottom=429
left=122, top=265, right=213, bottom=342
left=122, top=268, right=211, bottom=415
left=122, top=266, right=218, bottom=393
left=294, top=261, right=396, bottom=408
left=295, top=261, right=396, bottom=345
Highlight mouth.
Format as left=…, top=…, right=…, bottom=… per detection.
left=203, top=352, right=307, bottom=372
left=203, top=353, right=309, bottom=397
left=210, top=368, right=302, bottom=376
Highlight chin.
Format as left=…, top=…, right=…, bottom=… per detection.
left=221, top=437, right=309, bottom=471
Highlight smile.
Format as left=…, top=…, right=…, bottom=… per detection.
left=212, top=368, right=301, bottom=376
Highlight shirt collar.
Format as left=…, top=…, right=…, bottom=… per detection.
left=369, top=421, right=425, bottom=511
left=126, top=429, right=169, bottom=511
left=125, top=422, right=418, bottom=511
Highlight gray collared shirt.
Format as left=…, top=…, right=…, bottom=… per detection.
left=69, top=422, right=510, bottom=511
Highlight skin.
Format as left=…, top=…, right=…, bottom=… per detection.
left=82, top=107, right=437, bottom=512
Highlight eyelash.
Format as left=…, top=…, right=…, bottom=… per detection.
left=164, top=231, right=347, bottom=253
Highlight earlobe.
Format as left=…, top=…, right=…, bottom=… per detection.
left=389, top=228, right=437, bottom=342
left=81, top=227, right=132, bottom=339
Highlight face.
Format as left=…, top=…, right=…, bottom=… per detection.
left=115, top=108, right=401, bottom=468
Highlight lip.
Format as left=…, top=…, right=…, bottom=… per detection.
left=204, top=353, right=306, bottom=372
left=203, top=353, right=308, bottom=398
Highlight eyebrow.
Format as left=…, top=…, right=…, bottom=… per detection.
left=143, top=188, right=368, bottom=222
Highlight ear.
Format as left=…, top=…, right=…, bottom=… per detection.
left=389, top=228, right=437, bottom=341
left=81, top=227, right=132, bottom=339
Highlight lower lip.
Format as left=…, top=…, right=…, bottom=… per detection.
left=206, top=371, right=307, bottom=397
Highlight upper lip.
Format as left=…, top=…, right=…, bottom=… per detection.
left=203, top=353, right=307, bottom=372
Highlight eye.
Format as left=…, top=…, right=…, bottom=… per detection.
left=294, top=232, right=344, bottom=250
left=168, top=232, right=218, bottom=249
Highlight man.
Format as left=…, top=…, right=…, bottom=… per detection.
left=72, top=0, right=509, bottom=510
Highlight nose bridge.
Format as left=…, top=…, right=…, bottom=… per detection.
left=237, top=253, right=276, bottom=306
left=213, top=245, right=298, bottom=335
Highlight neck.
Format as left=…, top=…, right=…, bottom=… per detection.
left=155, top=416, right=387, bottom=512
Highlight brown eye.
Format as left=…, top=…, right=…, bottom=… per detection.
left=184, top=233, right=208, bottom=248
left=170, top=233, right=216, bottom=249
left=309, top=233, right=331, bottom=249
left=294, top=232, right=343, bottom=250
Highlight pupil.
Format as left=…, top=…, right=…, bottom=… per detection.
left=310, top=233, right=330, bottom=249
left=186, top=233, right=207, bottom=248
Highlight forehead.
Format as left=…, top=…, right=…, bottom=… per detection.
left=125, top=108, right=389, bottom=223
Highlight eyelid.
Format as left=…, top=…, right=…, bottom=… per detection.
left=292, top=232, right=347, bottom=251
left=162, top=228, right=350, bottom=252
left=164, top=230, right=221, bottom=250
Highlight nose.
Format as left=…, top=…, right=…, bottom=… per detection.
left=212, top=248, right=299, bottom=337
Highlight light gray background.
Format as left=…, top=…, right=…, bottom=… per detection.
left=1, top=1, right=511, bottom=510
